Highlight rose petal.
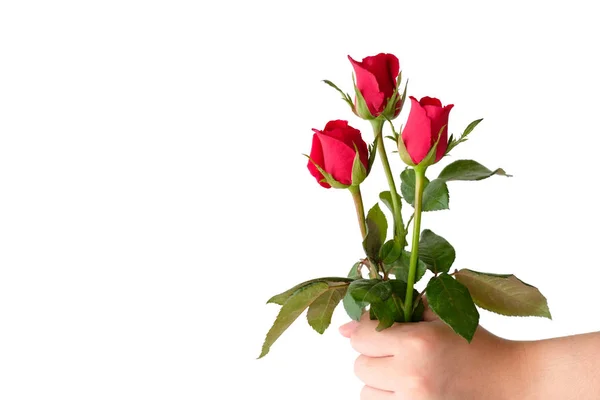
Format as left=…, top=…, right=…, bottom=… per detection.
left=434, top=104, right=454, bottom=162
left=361, top=53, right=399, bottom=101
left=402, top=97, right=433, bottom=164
left=307, top=133, right=330, bottom=188
left=323, top=120, right=350, bottom=132
left=348, top=55, right=385, bottom=115
left=316, top=132, right=357, bottom=185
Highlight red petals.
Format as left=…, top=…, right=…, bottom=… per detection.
left=307, top=120, right=369, bottom=188
left=402, top=97, right=454, bottom=165
left=349, top=53, right=400, bottom=117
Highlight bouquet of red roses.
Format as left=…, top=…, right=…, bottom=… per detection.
left=259, top=53, right=550, bottom=359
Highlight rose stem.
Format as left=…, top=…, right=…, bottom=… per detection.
left=370, top=119, right=405, bottom=245
left=403, top=166, right=426, bottom=321
left=349, top=186, right=378, bottom=279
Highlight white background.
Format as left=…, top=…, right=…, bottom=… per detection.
left=0, top=0, right=598, bottom=399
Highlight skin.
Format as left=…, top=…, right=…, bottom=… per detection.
left=339, top=305, right=600, bottom=400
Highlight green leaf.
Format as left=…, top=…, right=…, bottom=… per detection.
left=362, top=204, right=388, bottom=261
left=370, top=301, right=398, bottom=331
left=419, top=230, right=456, bottom=274
left=426, top=273, right=480, bottom=342
left=412, top=293, right=425, bottom=322
left=422, top=179, right=450, bottom=212
left=386, top=250, right=427, bottom=283
left=370, top=280, right=407, bottom=331
left=259, top=282, right=330, bottom=358
left=438, top=160, right=510, bottom=182
left=267, top=277, right=353, bottom=305
left=307, top=286, right=348, bottom=334
left=455, top=269, right=551, bottom=319
left=379, top=191, right=402, bottom=215
left=348, top=279, right=392, bottom=304
left=380, top=239, right=403, bottom=265
left=401, top=170, right=448, bottom=212
left=343, top=291, right=367, bottom=321
left=348, top=262, right=362, bottom=279
left=400, top=169, right=430, bottom=205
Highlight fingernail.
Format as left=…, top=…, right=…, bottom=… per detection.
left=339, top=321, right=359, bottom=337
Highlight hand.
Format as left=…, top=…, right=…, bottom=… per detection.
left=339, top=303, right=522, bottom=400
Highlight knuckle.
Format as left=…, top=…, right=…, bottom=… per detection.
left=404, top=331, right=435, bottom=354
left=404, top=375, right=434, bottom=398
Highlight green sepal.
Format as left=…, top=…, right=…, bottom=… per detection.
left=384, top=117, right=401, bottom=143
left=367, top=138, right=378, bottom=174
left=352, top=73, right=375, bottom=120
left=416, top=125, right=445, bottom=168
left=380, top=90, right=400, bottom=121
left=377, top=72, right=406, bottom=122
left=351, top=144, right=368, bottom=186
left=446, top=118, right=483, bottom=155
left=303, top=154, right=350, bottom=189
left=397, top=78, right=409, bottom=115
left=362, top=203, right=388, bottom=261
left=322, top=79, right=354, bottom=110
left=397, top=135, right=416, bottom=166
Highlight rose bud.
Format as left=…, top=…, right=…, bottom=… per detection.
left=398, top=96, right=454, bottom=166
left=348, top=53, right=401, bottom=120
left=306, top=120, right=369, bottom=189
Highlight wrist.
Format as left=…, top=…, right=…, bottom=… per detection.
left=498, top=339, right=537, bottom=400
left=452, top=330, right=534, bottom=400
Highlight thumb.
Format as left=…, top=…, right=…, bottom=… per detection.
left=338, top=320, right=359, bottom=338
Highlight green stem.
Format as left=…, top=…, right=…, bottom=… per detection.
left=404, top=166, right=426, bottom=321
left=371, top=120, right=405, bottom=244
left=350, top=186, right=367, bottom=239
left=350, top=186, right=378, bottom=279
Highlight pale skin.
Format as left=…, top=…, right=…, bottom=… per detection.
left=339, top=305, right=600, bottom=400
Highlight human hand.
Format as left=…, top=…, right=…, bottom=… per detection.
left=339, top=304, right=524, bottom=400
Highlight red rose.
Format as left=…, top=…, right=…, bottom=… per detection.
left=401, top=96, right=454, bottom=165
left=307, top=120, right=369, bottom=188
left=348, top=53, right=400, bottom=118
